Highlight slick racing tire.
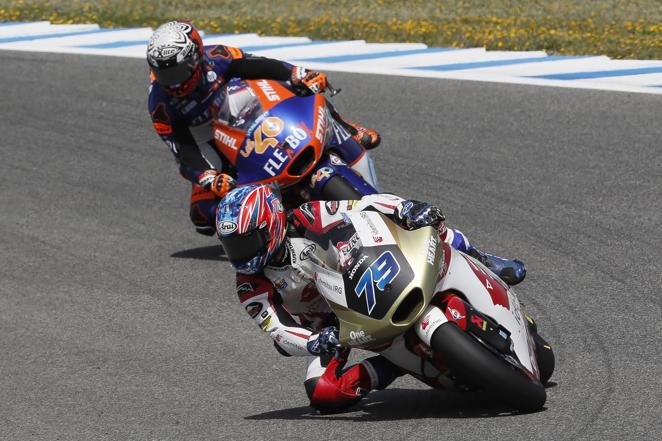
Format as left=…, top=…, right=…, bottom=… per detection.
left=533, top=332, right=555, bottom=385
left=526, top=316, right=555, bottom=385
left=431, top=322, right=546, bottom=412
left=320, top=175, right=364, bottom=200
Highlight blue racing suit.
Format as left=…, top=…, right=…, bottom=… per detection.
left=148, top=45, right=296, bottom=233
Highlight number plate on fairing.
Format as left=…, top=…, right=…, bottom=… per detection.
left=342, top=244, right=414, bottom=320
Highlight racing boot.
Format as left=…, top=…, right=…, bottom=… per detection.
left=468, top=246, right=526, bottom=285
left=306, top=352, right=400, bottom=413
left=332, top=111, right=381, bottom=150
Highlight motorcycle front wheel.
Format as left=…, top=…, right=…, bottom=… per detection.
left=320, top=175, right=365, bottom=200
left=431, top=322, right=547, bottom=412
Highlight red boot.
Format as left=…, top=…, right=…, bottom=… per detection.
left=305, top=353, right=372, bottom=412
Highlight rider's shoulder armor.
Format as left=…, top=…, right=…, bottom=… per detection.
left=205, top=44, right=244, bottom=64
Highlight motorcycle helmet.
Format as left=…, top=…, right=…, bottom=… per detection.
left=216, top=185, right=286, bottom=274
left=147, top=20, right=204, bottom=97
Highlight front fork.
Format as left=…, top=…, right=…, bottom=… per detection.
left=414, top=292, right=513, bottom=356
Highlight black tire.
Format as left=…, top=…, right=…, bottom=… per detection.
left=320, top=175, right=364, bottom=200
left=533, top=332, right=555, bottom=385
left=525, top=315, right=555, bottom=385
left=431, top=322, right=546, bottom=412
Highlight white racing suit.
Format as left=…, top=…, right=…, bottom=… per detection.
left=236, top=194, right=484, bottom=410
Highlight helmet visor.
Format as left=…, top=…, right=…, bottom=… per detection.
left=220, top=228, right=269, bottom=265
left=152, top=57, right=199, bottom=86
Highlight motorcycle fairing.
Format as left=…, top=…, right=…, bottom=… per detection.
left=235, top=94, right=323, bottom=186
left=212, top=79, right=327, bottom=187
left=434, top=246, right=540, bottom=377
left=312, top=213, right=443, bottom=349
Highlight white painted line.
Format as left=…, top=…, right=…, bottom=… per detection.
left=1, top=21, right=661, bottom=95
left=250, top=40, right=375, bottom=59
left=0, top=21, right=52, bottom=37
left=203, top=34, right=311, bottom=47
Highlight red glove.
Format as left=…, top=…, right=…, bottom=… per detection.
left=197, top=170, right=236, bottom=198
left=291, top=66, right=328, bottom=94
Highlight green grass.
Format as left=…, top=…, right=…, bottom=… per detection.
left=2, top=0, right=662, bottom=59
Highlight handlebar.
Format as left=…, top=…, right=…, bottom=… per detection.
left=326, top=82, right=342, bottom=97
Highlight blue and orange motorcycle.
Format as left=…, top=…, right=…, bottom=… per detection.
left=210, top=79, right=378, bottom=204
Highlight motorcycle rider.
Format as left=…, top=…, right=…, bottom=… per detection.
left=147, top=20, right=380, bottom=236
left=216, top=184, right=526, bottom=411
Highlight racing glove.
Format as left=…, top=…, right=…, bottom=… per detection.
left=394, top=200, right=446, bottom=230
left=197, top=170, right=236, bottom=199
left=291, top=66, right=328, bottom=94
left=307, top=326, right=342, bottom=356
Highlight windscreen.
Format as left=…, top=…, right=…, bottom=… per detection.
left=215, top=83, right=265, bottom=131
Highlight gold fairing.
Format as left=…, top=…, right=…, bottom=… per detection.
left=329, top=214, right=443, bottom=350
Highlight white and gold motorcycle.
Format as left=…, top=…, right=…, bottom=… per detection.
left=308, top=210, right=554, bottom=412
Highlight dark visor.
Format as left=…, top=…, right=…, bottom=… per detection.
left=220, top=228, right=269, bottom=264
left=153, top=58, right=199, bottom=86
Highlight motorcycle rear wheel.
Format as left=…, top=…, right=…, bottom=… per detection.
left=431, top=322, right=546, bottom=412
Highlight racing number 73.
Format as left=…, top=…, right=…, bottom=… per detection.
left=354, top=251, right=401, bottom=315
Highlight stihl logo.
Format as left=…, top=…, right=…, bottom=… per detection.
left=256, top=79, right=280, bottom=101
left=315, top=106, right=327, bottom=142
left=214, top=129, right=238, bottom=150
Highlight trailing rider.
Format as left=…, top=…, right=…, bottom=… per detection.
left=147, top=20, right=380, bottom=236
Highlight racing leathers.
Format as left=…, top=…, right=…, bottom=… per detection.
left=148, top=45, right=378, bottom=236
left=236, top=193, right=499, bottom=411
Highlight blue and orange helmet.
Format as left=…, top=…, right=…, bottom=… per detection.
left=216, top=185, right=286, bottom=274
left=147, top=20, right=204, bottom=97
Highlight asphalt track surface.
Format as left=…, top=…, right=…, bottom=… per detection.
left=1, top=51, right=661, bottom=441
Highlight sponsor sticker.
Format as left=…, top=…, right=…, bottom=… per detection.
left=299, top=243, right=317, bottom=261
left=348, top=330, right=375, bottom=345
left=329, top=154, right=346, bottom=166
left=315, top=106, right=328, bottom=143
left=214, top=127, right=240, bottom=150
left=218, top=220, right=238, bottom=235
left=245, top=302, right=262, bottom=318
left=447, top=307, right=465, bottom=321
left=336, top=232, right=360, bottom=270
left=263, top=148, right=288, bottom=177
left=347, top=211, right=396, bottom=247
left=259, top=315, right=273, bottom=331
left=285, top=240, right=297, bottom=264
left=237, top=282, right=253, bottom=296
left=325, top=200, right=339, bottom=215
left=310, top=167, right=334, bottom=188
left=424, top=234, right=437, bottom=265
left=298, top=203, right=316, bottom=223
left=347, top=254, right=369, bottom=280
left=312, top=264, right=347, bottom=308
left=417, top=306, right=448, bottom=344
left=256, top=79, right=280, bottom=101
left=284, top=126, right=308, bottom=149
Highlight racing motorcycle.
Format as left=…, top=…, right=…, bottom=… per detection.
left=211, top=79, right=379, bottom=204
left=305, top=211, right=555, bottom=412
